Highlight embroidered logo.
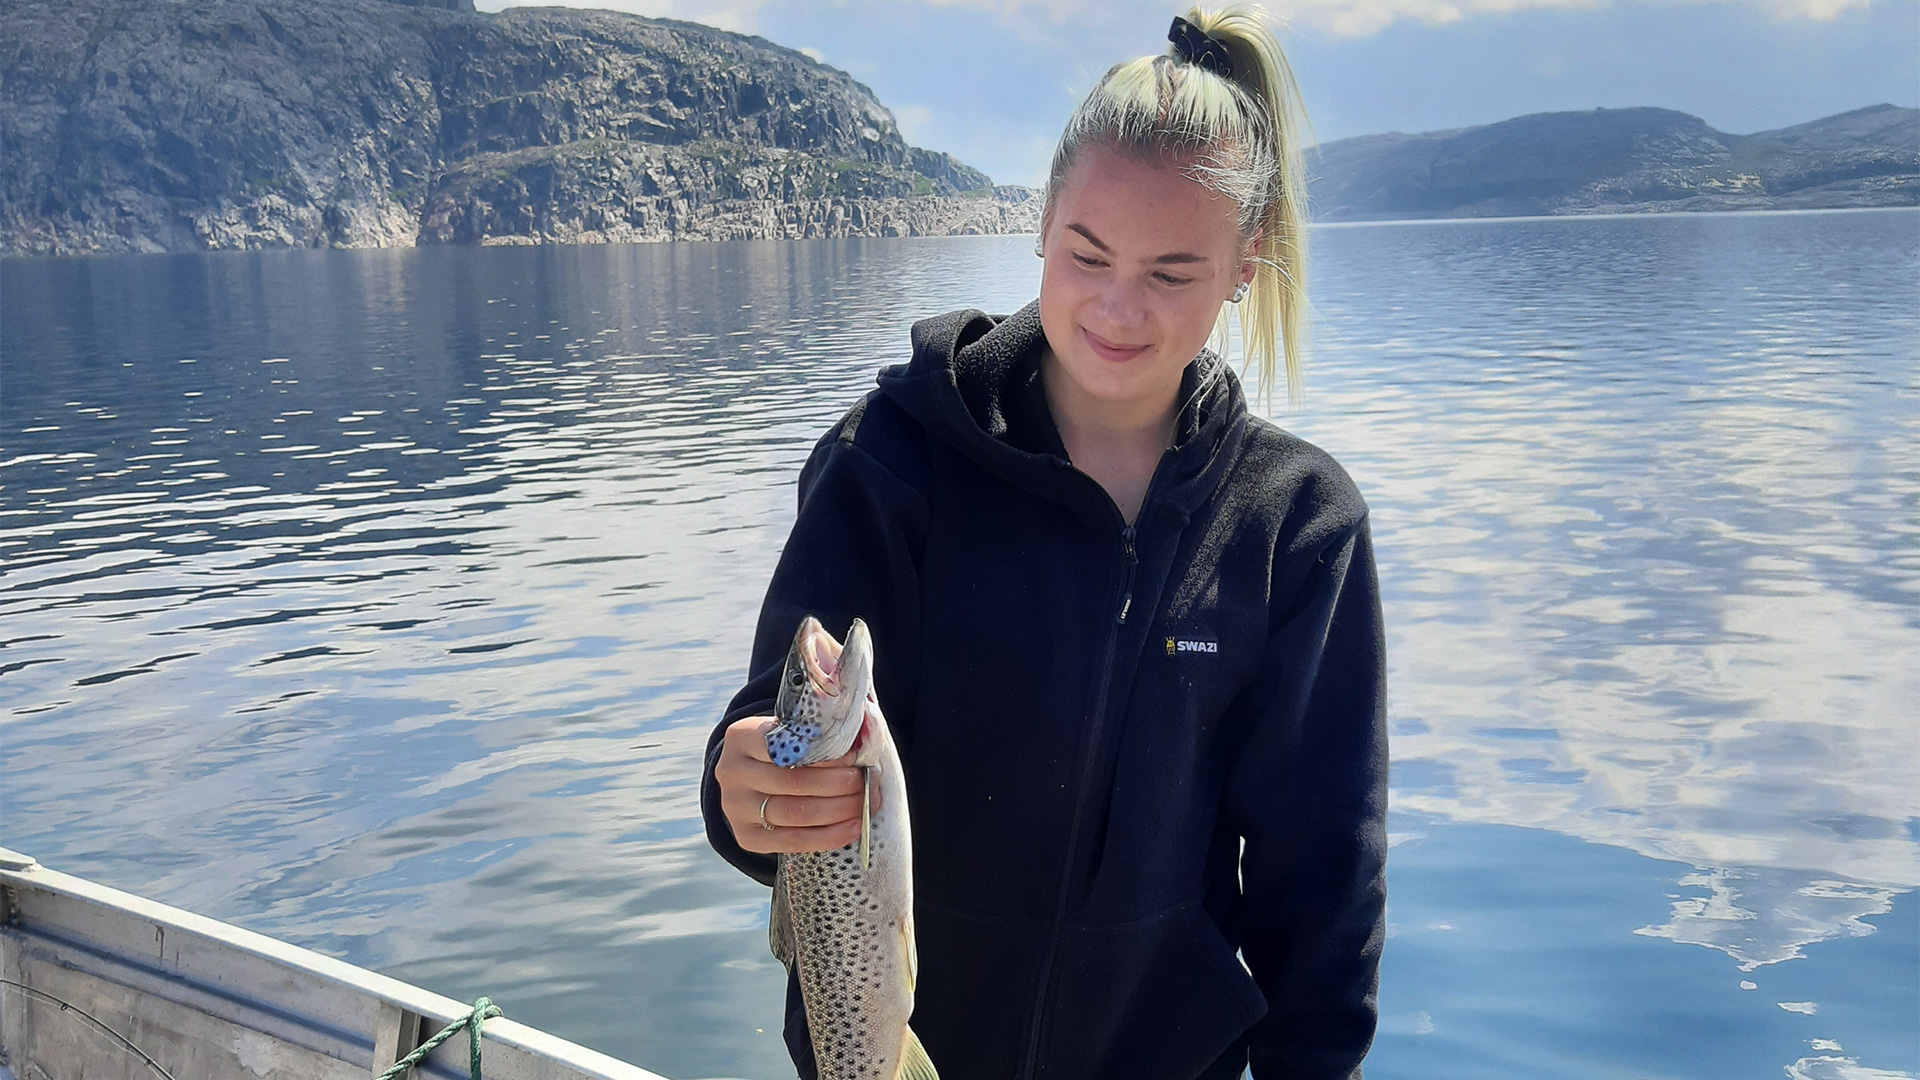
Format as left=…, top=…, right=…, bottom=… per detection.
left=1166, top=636, right=1218, bottom=656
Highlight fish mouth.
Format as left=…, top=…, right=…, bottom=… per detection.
left=796, top=615, right=841, bottom=695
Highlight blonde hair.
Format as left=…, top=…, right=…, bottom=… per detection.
left=1041, top=4, right=1314, bottom=407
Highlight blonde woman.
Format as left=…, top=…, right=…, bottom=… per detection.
left=704, top=6, right=1386, bottom=1077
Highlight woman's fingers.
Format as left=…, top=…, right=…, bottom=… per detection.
left=762, top=792, right=864, bottom=828
left=724, top=715, right=775, bottom=764
left=722, top=754, right=864, bottom=798
left=713, top=713, right=883, bottom=854
left=718, top=717, right=864, bottom=796
left=737, top=819, right=864, bottom=855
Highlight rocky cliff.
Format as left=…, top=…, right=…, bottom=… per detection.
left=1306, top=104, right=1920, bottom=220
left=0, top=0, right=1038, bottom=255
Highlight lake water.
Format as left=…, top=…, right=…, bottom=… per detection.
left=2, top=209, right=1915, bottom=1080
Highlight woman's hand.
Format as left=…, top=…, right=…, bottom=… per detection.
left=715, top=714, right=879, bottom=854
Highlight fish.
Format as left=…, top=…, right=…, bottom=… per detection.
left=764, top=615, right=937, bottom=1080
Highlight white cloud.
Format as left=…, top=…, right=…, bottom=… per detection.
left=1785, top=1056, right=1919, bottom=1080
left=474, top=0, right=776, bottom=34
left=891, top=103, right=935, bottom=144
left=942, top=0, right=1880, bottom=36
left=486, top=0, right=1885, bottom=41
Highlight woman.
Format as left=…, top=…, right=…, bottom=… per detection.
left=701, top=6, right=1386, bottom=1078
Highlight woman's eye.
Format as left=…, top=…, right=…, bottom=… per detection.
left=1071, top=253, right=1104, bottom=268
left=1156, top=274, right=1193, bottom=286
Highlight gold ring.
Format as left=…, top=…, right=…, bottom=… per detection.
left=758, top=795, right=774, bottom=830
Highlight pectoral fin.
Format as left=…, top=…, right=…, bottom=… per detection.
left=859, top=765, right=872, bottom=872
left=899, top=913, right=918, bottom=993
left=769, top=859, right=794, bottom=965
left=893, top=1026, right=939, bottom=1080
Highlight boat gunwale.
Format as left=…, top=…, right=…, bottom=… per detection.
left=0, top=848, right=672, bottom=1080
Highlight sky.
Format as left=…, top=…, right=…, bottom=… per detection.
left=478, top=0, right=1920, bottom=187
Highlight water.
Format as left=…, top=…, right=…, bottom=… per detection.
left=1, top=210, right=1915, bottom=1079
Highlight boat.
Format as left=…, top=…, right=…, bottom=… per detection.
left=0, top=846, right=672, bottom=1080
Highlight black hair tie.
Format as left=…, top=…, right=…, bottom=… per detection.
left=1168, top=16, right=1234, bottom=78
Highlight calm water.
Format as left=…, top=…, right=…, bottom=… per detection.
left=2, top=211, right=1916, bottom=1080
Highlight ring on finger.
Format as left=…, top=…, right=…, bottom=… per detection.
left=758, top=794, right=774, bottom=830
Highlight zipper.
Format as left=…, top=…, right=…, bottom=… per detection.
left=1018, top=454, right=1172, bottom=1078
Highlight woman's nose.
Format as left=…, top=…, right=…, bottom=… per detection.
left=1093, top=275, right=1149, bottom=329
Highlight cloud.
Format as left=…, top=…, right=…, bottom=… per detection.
left=474, top=0, right=776, bottom=34
left=925, top=0, right=1881, bottom=37
left=890, top=103, right=935, bottom=143
left=486, top=0, right=1886, bottom=41
left=1303, top=0, right=1881, bottom=38
left=1784, top=1058, right=1916, bottom=1080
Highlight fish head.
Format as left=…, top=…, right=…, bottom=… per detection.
left=766, top=616, right=874, bottom=768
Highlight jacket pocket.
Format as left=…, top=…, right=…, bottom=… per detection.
left=1036, top=904, right=1269, bottom=1080
left=912, top=898, right=1054, bottom=1078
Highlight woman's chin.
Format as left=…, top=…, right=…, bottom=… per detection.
left=1060, top=353, right=1160, bottom=403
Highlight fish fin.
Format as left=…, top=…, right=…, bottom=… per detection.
left=898, top=913, right=918, bottom=993
left=859, top=765, right=872, bottom=873
left=769, top=858, right=794, bottom=965
left=893, top=1026, right=938, bottom=1080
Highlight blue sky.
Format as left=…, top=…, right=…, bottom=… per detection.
left=480, top=0, right=1920, bottom=187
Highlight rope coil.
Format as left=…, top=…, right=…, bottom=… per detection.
left=374, top=997, right=502, bottom=1080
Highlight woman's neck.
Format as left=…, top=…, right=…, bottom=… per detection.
left=1038, top=346, right=1181, bottom=525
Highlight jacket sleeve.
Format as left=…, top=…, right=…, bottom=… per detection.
left=1225, top=512, right=1388, bottom=1080
left=699, top=399, right=929, bottom=887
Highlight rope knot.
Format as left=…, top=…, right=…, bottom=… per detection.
left=374, top=996, right=503, bottom=1080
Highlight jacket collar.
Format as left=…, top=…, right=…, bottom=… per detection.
left=876, top=299, right=1250, bottom=531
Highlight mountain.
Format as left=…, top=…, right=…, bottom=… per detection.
left=0, top=0, right=1038, bottom=256
left=1305, top=104, right=1920, bottom=220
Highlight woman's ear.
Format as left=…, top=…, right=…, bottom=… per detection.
left=1239, top=226, right=1263, bottom=287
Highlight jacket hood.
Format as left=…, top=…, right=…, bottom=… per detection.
left=875, top=298, right=1251, bottom=529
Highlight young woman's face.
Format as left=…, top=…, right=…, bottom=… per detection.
left=1038, top=144, right=1250, bottom=413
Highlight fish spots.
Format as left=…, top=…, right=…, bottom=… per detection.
left=767, top=724, right=816, bottom=767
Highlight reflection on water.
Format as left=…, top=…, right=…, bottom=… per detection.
left=2, top=211, right=1916, bottom=1079
left=1282, top=210, right=1920, bottom=1002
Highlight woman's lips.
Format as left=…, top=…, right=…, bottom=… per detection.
left=1083, top=327, right=1149, bottom=363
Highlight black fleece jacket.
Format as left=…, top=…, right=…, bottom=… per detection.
left=700, top=299, right=1387, bottom=1080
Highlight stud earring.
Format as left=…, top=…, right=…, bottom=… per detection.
left=1033, top=239, right=1044, bottom=257
left=1231, top=281, right=1249, bottom=303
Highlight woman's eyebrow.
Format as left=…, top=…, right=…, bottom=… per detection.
left=1066, top=223, right=1210, bottom=265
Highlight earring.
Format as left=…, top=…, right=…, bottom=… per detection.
left=1231, top=281, right=1249, bottom=303
left=1033, top=239, right=1044, bottom=257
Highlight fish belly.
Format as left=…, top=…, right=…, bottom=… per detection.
left=780, top=751, right=915, bottom=1080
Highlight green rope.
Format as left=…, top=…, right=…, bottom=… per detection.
left=374, top=997, right=502, bottom=1080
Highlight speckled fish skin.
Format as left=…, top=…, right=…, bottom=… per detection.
left=767, top=617, right=936, bottom=1080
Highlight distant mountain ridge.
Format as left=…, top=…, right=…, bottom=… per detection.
left=1, top=0, right=1911, bottom=257
left=0, top=0, right=1036, bottom=256
left=1306, top=104, right=1919, bottom=220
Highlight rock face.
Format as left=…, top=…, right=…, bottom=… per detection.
left=1306, top=104, right=1920, bottom=220
left=0, top=0, right=1038, bottom=255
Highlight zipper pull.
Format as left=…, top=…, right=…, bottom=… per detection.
left=1117, top=526, right=1139, bottom=624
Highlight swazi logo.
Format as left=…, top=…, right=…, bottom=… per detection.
left=1165, top=636, right=1219, bottom=656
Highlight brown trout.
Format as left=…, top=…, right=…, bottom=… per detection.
left=764, top=616, right=937, bottom=1080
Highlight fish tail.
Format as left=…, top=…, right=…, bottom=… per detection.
left=893, top=1025, right=938, bottom=1080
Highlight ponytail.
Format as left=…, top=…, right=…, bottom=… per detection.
left=1042, top=4, right=1315, bottom=407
